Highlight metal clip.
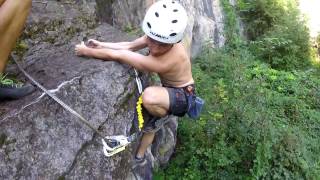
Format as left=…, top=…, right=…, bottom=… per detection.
left=102, top=134, right=137, bottom=157
left=134, top=69, right=143, bottom=94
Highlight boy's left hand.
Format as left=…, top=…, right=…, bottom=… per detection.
left=75, top=41, right=88, bottom=56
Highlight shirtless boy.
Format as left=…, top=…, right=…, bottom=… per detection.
left=75, top=0, right=194, bottom=163
left=0, top=0, right=34, bottom=100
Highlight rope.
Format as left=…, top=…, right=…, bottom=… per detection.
left=11, top=55, right=106, bottom=139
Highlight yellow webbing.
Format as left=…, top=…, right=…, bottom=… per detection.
left=136, top=95, right=144, bottom=130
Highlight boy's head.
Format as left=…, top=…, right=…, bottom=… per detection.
left=142, top=0, right=188, bottom=45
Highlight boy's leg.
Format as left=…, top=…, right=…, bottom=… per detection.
left=136, top=132, right=155, bottom=159
left=135, top=86, right=170, bottom=159
left=0, top=0, right=32, bottom=73
left=0, top=0, right=34, bottom=101
left=142, top=86, right=170, bottom=117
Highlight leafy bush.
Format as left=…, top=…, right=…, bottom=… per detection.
left=316, top=34, right=320, bottom=45
left=154, top=0, right=320, bottom=179
left=249, top=14, right=311, bottom=70
left=237, top=0, right=289, bottom=40
left=155, top=47, right=320, bottom=180
left=238, top=0, right=311, bottom=70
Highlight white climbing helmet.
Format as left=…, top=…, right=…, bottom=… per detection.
left=142, top=0, right=188, bottom=44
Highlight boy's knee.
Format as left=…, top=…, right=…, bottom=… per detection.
left=142, top=87, right=157, bottom=106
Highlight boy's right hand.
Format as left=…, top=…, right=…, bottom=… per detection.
left=87, top=39, right=102, bottom=48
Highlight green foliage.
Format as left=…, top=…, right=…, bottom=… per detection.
left=316, top=34, right=320, bottom=45
left=311, top=34, right=320, bottom=66
left=154, top=0, right=320, bottom=179
left=238, top=0, right=297, bottom=40
left=238, top=0, right=311, bottom=70
left=220, top=0, right=243, bottom=49
left=155, top=46, right=320, bottom=179
left=0, top=74, right=23, bottom=87
left=13, top=40, right=29, bottom=58
left=123, top=25, right=144, bottom=36
left=249, top=16, right=311, bottom=70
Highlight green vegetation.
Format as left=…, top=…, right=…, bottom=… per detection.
left=0, top=74, right=23, bottom=87
left=13, top=40, right=29, bottom=58
left=154, top=0, right=320, bottom=179
left=123, top=25, right=144, bottom=36
left=239, top=0, right=311, bottom=70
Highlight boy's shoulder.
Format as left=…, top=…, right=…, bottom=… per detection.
left=167, top=43, right=188, bottom=59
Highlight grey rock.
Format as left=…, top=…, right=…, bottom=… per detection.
left=96, top=0, right=226, bottom=57
left=0, top=1, right=177, bottom=179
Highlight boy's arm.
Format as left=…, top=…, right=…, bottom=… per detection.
left=92, top=35, right=148, bottom=51
left=76, top=44, right=169, bottom=73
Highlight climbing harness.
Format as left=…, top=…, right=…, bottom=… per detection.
left=12, top=55, right=144, bottom=157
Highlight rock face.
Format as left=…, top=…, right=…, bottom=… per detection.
left=0, top=1, right=177, bottom=179
left=96, top=0, right=226, bottom=58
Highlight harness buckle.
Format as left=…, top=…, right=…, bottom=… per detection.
left=184, top=85, right=194, bottom=95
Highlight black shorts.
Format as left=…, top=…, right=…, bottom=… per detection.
left=166, top=84, right=195, bottom=117
left=142, top=84, right=195, bottom=132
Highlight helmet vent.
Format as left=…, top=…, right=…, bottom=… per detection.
left=172, top=20, right=178, bottom=23
left=170, top=33, right=177, bottom=36
left=155, top=12, right=159, bottom=17
left=172, top=1, right=175, bottom=4
left=147, top=22, right=151, bottom=28
left=173, top=9, right=178, bottom=12
left=163, top=4, right=167, bottom=8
